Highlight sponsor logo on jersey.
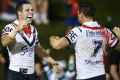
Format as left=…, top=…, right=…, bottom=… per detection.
left=21, top=45, right=34, bottom=55
left=85, top=59, right=102, bottom=65
left=86, top=30, right=105, bottom=37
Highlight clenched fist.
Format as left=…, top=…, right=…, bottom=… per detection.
left=49, top=36, right=60, bottom=48
left=16, top=19, right=28, bottom=31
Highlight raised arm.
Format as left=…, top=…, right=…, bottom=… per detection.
left=1, top=20, right=28, bottom=47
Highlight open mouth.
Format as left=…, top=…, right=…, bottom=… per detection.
left=26, top=17, right=33, bottom=23
left=27, top=14, right=33, bottom=19
left=26, top=14, right=33, bottom=23
left=27, top=16, right=32, bottom=19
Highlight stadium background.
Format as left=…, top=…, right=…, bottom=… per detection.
left=0, top=0, right=120, bottom=80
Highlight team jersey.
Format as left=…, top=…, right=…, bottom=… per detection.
left=65, top=21, right=118, bottom=79
left=2, top=20, right=39, bottom=74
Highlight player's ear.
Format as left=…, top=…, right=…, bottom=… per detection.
left=81, top=13, right=84, bottom=19
left=17, top=11, right=22, bottom=16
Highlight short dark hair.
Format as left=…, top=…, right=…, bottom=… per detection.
left=16, top=1, right=31, bottom=17
left=78, top=2, right=96, bottom=18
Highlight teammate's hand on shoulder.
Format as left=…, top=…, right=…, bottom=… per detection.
left=17, top=19, right=28, bottom=31
left=113, top=26, right=120, bottom=38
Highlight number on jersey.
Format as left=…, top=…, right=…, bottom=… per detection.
left=92, top=40, right=102, bottom=57
left=66, top=31, right=78, bottom=42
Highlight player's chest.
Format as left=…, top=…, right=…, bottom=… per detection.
left=15, top=32, right=36, bottom=47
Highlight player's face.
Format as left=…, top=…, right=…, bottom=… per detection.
left=19, top=4, right=34, bottom=23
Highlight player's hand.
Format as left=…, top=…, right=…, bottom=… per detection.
left=50, top=36, right=60, bottom=40
left=49, top=36, right=60, bottom=48
left=17, top=19, right=28, bottom=31
left=52, top=62, right=62, bottom=74
left=113, top=26, right=120, bottom=38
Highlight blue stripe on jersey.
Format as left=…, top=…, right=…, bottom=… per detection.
left=22, top=35, right=36, bottom=47
left=18, top=28, right=36, bottom=47
left=77, top=27, right=82, bottom=32
left=11, top=22, right=37, bottom=47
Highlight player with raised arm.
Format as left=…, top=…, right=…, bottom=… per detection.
left=50, top=2, right=120, bottom=80
left=1, top=1, right=60, bottom=80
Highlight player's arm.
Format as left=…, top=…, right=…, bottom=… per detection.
left=1, top=28, right=18, bottom=47
left=49, top=27, right=80, bottom=49
left=49, top=36, right=70, bottom=49
left=35, top=42, right=58, bottom=65
left=112, top=27, right=120, bottom=51
left=1, top=20, right=28, bottom=47
left=0, top=54, right=6, bottom=64
left=35, top=43, right=61, bottom=73
left=110, top=64, right=120, bottom=80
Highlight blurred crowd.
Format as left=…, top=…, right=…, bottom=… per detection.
left=0, top=0, right=120, bottom=80
left=0, top=0, right=49, bottom=25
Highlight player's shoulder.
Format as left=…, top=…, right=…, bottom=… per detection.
left=104, top=27, right=112, bottom=33
left=71, top=26, right=82, bottom=33
left=30, top=24, right=36, bottom=29
left=4, top=23, right=16, bottom=29
left=30, top=24, right=38, bottom=33
left=2, top=23, right=15, bottom=34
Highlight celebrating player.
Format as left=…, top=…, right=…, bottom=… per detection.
left=50, top=2, right=120, bottom=80
left=1, top=1, right=60, bottom=80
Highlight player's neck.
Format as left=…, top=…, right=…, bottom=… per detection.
left=82, top=18, right=93, bottom=25
left=17, top=19, right=22, bottom=22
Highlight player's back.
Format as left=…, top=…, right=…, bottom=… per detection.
left=75, top=25, right=109, bottom=79
left=75, top=25, right=107, bottom=58
left=65, top=21, right=118, bottom=79
left=75, top=26, right=112, bottom=79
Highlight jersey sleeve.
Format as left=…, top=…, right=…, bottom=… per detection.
left=107, top=29, right=118, bottom=47
left=2, top=24, right=14, bottom=38
left=64, top=27, right=82, bottom=44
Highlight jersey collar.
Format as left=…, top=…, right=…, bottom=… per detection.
left=12, top=20, right=32, bottom=35
left=82, top=21, right=104, bottom=30
left=82, top=21, right=100, bottom=27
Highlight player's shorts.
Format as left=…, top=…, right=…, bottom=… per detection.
left=5, top=69, right=39, bottom=80
left=76, top=74, right=106, bottom=80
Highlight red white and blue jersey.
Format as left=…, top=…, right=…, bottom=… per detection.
left=65, top=21, right=118, bottom=79
left=2, top=20, right=39, bottom=74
